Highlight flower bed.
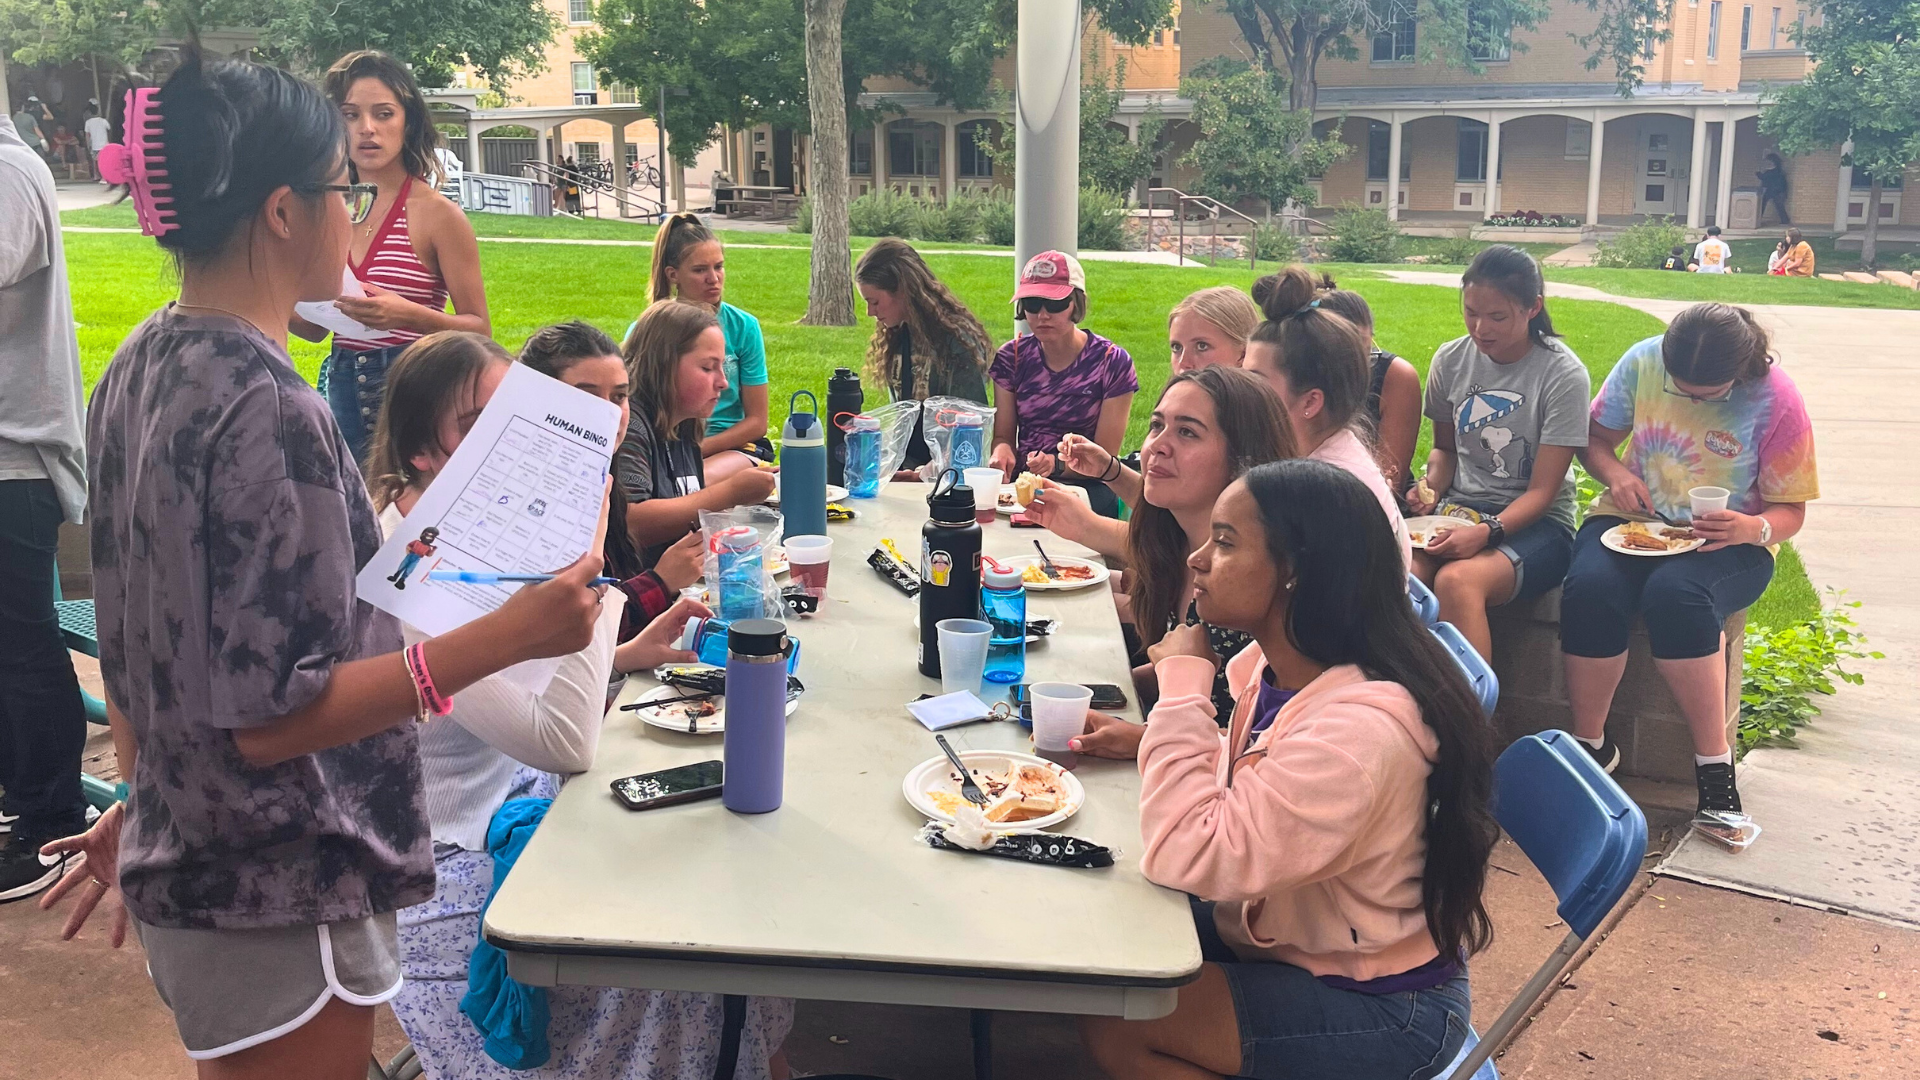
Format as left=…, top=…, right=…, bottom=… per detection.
left=1484, top=210, right=1581, bottom=228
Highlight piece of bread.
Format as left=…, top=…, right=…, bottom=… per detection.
left=1015, top=472, right=1041, bottom=507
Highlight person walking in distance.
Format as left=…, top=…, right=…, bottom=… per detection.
left=0, top=89, right=93, bottom=903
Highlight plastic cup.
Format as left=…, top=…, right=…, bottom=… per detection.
left=936, top=618, right=992, bottom=695
left=1688, top=485, right=1730, bottom=518
left=784, top=535, right=834, bottom=598
left=964, top=467, right=1002, bottom=524
left=1029, top=682, right=1093, bottom=753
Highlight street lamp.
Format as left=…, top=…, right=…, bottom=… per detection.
left=657, top=84, right=689, bottom=213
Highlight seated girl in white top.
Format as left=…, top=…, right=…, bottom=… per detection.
left=363, top=331, right=793, bottom=1080
left=1243, top=266, right=1413, bottom=570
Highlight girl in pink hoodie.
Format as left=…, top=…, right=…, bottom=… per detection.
left=1082, top=459, right=1499, bottom=1080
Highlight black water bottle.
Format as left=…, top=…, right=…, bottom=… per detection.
left=918, top=468, right=983, bottom=678
left=826, top=367, right=864, bottom=487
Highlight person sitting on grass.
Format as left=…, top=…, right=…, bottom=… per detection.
left=854, top=238, right=993, bottom=480
left=364, top=330, right=794, bottom=1080
left=1766, top=239, right=1789, bottom=275
left=1244, top=267, right=1413, bottom=570
left=1778, top=227, right=1815, bottom=277
left=39, top=52, right=603, bottom=1077
left=645, top=212, right=773, bottom=485
left=1020, top=367, right=1296, bottom=752
left=1693, top=225, right=1732, bottom=274
left=1406, top=245, right=1590, bottom=662
left=1562, top=303, right=1818, bottom=823
left=987, top=250, right=1138, bottom=518
left=1080, top=459, right=1495, bottom=1080
left=614, top=299, right=777, bottom=570
left=519, top=320, right=706, bottom=660
left=1662, top=245, right=1690, bottom=272
left=1316, top=288, right=1422, bottom=499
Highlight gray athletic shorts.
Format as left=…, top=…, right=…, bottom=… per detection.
left=135, top=911, right=403, bottom=1060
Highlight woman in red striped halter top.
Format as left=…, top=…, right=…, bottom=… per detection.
left=296, top=51, right=490, bottom=465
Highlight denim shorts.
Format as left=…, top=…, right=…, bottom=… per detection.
left=1560, top=516, right=1775, bottom=659
left=1496, top=516, right=1576, bottom=604
left=322, top=341, right=409, bottom=468
left=1195, top=900, right=1472, bottom=1080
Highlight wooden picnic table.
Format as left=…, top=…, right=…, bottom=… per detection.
left=484, top=484, right=1203, bottom=1020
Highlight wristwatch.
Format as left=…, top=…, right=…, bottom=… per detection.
left=1757, top=517, right=1773, bottom=545
left=1483, top=516, right=1507, bottom=548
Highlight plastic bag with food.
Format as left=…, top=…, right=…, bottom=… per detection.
left=698, top=505, right=786, bottom=621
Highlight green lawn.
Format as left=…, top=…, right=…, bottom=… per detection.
left=60, top=222, right=1816, bottom=623
left=1543, top=264, right=1920, bottom=310
left=1724, top=234, right=1920, bottom=276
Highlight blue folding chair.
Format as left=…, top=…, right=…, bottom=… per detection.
left=1408, top=573, right=1440, bottom=625
left=1431, top=621, right=1499, bottom=716
left=1443, top=731, right=1648, bottom=1078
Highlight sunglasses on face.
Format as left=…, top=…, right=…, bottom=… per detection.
left=1019, top=295, right=1073, bottom=316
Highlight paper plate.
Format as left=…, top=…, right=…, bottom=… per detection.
left=903, top=749, right=1085, bottom=833
left=767, top=478, right=849, bottom=506
left=1403, top=515, right=1474, bottom=550
left=631, top=676, right=800, bottom=735
left=1002, top=555, right=1110, bottom=592
left=1601, top=522, right=1706, bottom=558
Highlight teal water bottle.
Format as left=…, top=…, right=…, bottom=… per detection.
left=781, top=389, right=828, bottom=538
left=981, top=557, right=1026, bottom=684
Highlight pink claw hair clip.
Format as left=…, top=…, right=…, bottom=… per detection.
left=93, top=87, right=177, bottom=238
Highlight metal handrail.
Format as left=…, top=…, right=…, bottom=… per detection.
left=1146, top=187, right=1262, bottom=272
left=519, top=159, right=665, bottom=222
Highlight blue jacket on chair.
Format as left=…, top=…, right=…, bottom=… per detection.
left=460, top=797, right=552, bottom=1070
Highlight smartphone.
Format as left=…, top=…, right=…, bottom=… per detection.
left=1012, top=683, right=1128, bottom=710
left=1009, top=513, right=1043, bottom=529
left=610, top=760, right=724, bottom=811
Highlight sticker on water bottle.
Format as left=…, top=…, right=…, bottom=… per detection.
left=928, top=549, right=953, bottom=587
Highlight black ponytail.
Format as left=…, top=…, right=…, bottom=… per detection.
left=1462, top=244, right=1557, bottom=347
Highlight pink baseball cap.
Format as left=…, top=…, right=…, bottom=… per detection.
left=1013, top=250, right=1086, bottom=302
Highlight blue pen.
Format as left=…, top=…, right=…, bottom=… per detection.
left=427, top=571, right=622, bottom=587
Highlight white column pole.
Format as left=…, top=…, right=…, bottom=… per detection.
left=1015, top=0, right=1083, bottom=266
left=1714, top=111, right=1737, bottom=228
left=611, top=123, right=630, bottom=216
left=1687, top=108, right=1709, bottom=226
left=467, top=121, right=482, bottom=175
left=1834, top=138, right=1853, bottom=230
left=1586, top=111, right=1605, bottom=227
left=1386, top=115, right=1404, bottom=222
left=1483, top=113, right=1502, bottom=218
left=874, top=120, right=887, bottom=191
left=942, top=117, right=958, bottom=201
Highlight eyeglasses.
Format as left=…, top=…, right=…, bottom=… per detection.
left=1662, top=373, right=1735, bottom=404
left=314, top=183, right=379, bottom=224
left=1019, top=295, right=1073, bottom=316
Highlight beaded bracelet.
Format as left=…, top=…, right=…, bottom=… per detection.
left=404, top=641, right=454, bottom=719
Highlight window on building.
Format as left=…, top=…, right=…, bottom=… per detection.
left=1851, top=168, right=1904, bottom=191
left=608, top=82, right=638, bottom=104
left=1153, top=29, right=1164, bottom=46
left=1768, top=6, right=1780, bottom=48
left=571, top=63, right=594, bottom=93
left=1363, top=121, right=1411, bottom=181
left=957, top=121, right=995, bottom=177
left=575, top=142, right=600, bottom=164
left=568, top=0, right=591, bottom=24
left=1468, top=4, right=1512, bottom=61
left=1565, top=118, right=1592, bottom=159
left=1740, top=5, right=1752, bottom=49
left=850, top=126, right=873, bottom=175
left=1457, top=119, right=1489, bottom=181
left=1707, top=1, right=1722, bottom=58
left=1371, top=0, right=1415, bottom=62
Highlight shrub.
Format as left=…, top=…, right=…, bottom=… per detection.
left=1739, top=592, right=1881, bottom=753
left=1593, top=215, right=1689, bottom=269
left=1078, top=185, right=1128, bottom=251
left=1427, top=237, right=1483, bottom=265
left=848, top=189, right=918, bottom=238
left=1324, top=207, right=1401, bottom=263
left=1252, top=220, right=1300, bottom=263
left=789, top=195, right=813, bottom=234
left=1484, top=210, right=1581, bottom=228
left=978, top=191, right=1016, bottom=246
left=913, top=193, right=984, bottom=243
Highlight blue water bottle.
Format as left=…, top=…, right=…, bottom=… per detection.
left=722, top=619, right=792, bottom=814
left=844, top=415, right=882, bottom=498
left=781, top=389, right=828, bottom=538
left=950, top=410, right=986, bottom=471
left=981, top=557, right=1026, bottom=685
left=681, top=616, right=803, bottom=675
left=713, top=525, right=764, bottom=620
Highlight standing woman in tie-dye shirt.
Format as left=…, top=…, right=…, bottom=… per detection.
left=1560, top=303, right=1818, bottom=823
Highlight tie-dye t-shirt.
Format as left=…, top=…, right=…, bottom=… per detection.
left=1589, top=335, right=1820, bottom=523
left=88, top=306, right=433, bottom=930
left=989, top=330, right=1139, bottom=459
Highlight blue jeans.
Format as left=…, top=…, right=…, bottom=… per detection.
left=1195, top=900, right=1472, bottom=1080
left=322, top=342, right=408, bottom=468
left=1560, top=516, right=1775, bottom=660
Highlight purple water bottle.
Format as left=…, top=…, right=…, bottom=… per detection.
left=722, top=618, right=791, bottom=814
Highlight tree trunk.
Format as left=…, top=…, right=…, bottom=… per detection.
left=1862, top=178, right=1881, bottom=268
left=1286, top=35, right=1316, bottom=112
left=800, top=0, right=856, bottom=326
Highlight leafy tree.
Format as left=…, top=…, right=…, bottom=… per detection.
left=973, top=45, right=1167, bottom=197
left=802, top=0, right=855, bottom=324
left=1761, top=0, right=1920, bottom=267
left=0, top=0, right=156, bottom=71
left=1205, top=0, right=1669, bottom=111
left=252, top=0, right=557, bottom=87
left=1178, top=56, right=1347, bottom=211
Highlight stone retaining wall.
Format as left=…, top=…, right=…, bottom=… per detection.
left=1489, top=588, right=1743, bottom=786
